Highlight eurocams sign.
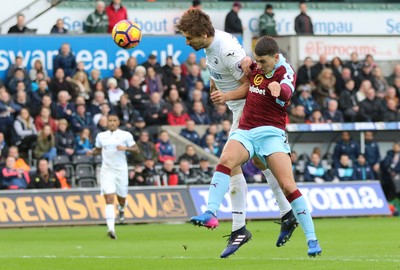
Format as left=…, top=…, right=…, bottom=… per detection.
left=190, top=181, right=391, bottom=219
left=0, top=187, right=196, bottom=227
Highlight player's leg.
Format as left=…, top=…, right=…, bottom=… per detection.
left=104, top=193, right=117, bottom=239
left=116, top=168, right=129, bottom=224
left=101, top=169, right=117, bottom=239
left=266, top=152, right=321, bottom=257
left=252, top=157, right=297, bottom=247
left=220, top=165, right=252, bottom=258
left=190, top=138, right=251, bottom=228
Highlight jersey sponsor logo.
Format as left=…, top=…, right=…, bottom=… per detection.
left=249, top=85, right=266, bottom=95
left=227, top=52, right=235, bottom=57
left=254, top=74, right=264, bottom=86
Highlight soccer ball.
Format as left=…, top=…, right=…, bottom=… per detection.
left=112, top=20, right=142, bottom=49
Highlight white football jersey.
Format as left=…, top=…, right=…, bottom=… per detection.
left=95, top=129, right=135, bottom=169
left=205, top=30, right=246, bottom=111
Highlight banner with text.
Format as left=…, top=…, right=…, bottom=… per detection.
left=0, top=187, right=196, bottom=227
left=189, top=181, right=391, bottom=219
left=0, top=35, right=210, bottom=80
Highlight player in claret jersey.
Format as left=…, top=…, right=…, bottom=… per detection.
left=176, top=9, right=298, bottom=258
left=210, top=36, right=322, bottom=257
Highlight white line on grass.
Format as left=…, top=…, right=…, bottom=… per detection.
left=0, top=255, right=398, bottom=263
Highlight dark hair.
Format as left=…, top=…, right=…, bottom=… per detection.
left=175, top=9, right=215, bottom=37
left=254, top=36, right=279, bottom=57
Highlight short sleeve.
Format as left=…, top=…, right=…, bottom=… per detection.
left=125, top=132, right=136, bottom=147
left=95, top=134, right=102, bottom=148
left=224, top=49, right=246, bottom=82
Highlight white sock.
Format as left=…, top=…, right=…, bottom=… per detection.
left=263, top=169, right=292, bottom=218
left=105, top=204, right=115, bottom=232
left=230, top=174, right=247, bottom=232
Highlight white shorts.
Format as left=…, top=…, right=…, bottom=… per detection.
left=230, top=107, right=244, bottom=134
left=100, top=167, right=128, bottom=197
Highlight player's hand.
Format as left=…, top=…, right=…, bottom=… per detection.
left=268, top=81, right=281, bottom=97
left=210, top=91, right=227, bottom=104
left=241, top=56, right=253, bottom=76
left=116, top=145, right=126, bottom=151
left=86, top=150, right=93, bottom=156
left=210, top=79, right=218, bottom=94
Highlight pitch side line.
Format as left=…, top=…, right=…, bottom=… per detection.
left=0, top=255, right=398, bottom=263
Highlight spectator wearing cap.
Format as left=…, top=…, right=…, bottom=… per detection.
left=105, top=0, right=128, bottom=33
left=196, top=157, right=213, bottom=184
left=224, top=1, right=243, bottom=35
left=178, top=144, right=199, bottom=165
left=141, top=54, right=163, bottom=75
left=259, top=4, right=277, bottom=36
left=131, top=116, right=147, bottom=141
left=294, top=1, right=313, bottom=35
left=292, top=84, right=319, bottom=118
left=84, top=0, right=109, bottom=33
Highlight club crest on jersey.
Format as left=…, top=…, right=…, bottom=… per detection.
left=254, top=74, right=263, bottom=86
left=265, top=69, right=275, bottom=79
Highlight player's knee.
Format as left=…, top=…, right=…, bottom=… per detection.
left=279, top=181, right=297, bottom=196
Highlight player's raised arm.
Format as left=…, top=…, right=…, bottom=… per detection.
left=278, top=66, right=296, bottom=102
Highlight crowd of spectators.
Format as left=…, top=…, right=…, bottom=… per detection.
left=1, top=1, right=400, bottom=202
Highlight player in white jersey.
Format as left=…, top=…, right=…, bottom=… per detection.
left=87, top=114, right=139, bottom=239
left=176, top=9, right=297, bottom=258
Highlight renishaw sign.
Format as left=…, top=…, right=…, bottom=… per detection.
left=189, top=181, right=391, bottom=219
left=0, top=187, right=196, bottom=227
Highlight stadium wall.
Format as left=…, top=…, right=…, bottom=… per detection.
left=0, top=182, right=390, bottom=228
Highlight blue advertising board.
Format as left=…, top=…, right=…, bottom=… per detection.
left=0, top=34, right=222, bottom=80
left=189, top=181, right=391, bottom=219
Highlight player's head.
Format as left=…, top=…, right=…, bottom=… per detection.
left=107, top=113, right=120, bottom=131
left=253, top=36, right=280, bottom=74
left=175, top=9, right=215, bottom=51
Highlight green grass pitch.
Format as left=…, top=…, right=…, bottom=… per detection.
left=0, top=217, right=399, bottom=270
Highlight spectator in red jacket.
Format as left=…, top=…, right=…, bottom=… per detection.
left=167, top=102, right=191, bottom=126
left=106, top=0, right=128, bottom=33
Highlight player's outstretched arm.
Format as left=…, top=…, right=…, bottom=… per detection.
left=210, top=75, right=249, bottom=104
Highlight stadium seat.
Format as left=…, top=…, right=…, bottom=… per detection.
left=72, top=155, right=93, bottom=165
left=53, top=155, right=75, bottom=182
left=77, top=178, right=97, bottom=188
